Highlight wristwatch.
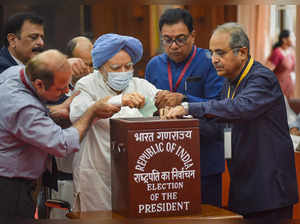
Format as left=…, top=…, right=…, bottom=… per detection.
left=181, top=102, right=189, bottom=114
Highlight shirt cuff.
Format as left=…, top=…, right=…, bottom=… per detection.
left=189, top=102, right=206, bottom=118
left=63, top=127, right=80, bottom=153
left=108, top=94, right=122, bottom=106
left=182, top=94, right=188, bottom=102
left=181, top=102, right=189, bottom=114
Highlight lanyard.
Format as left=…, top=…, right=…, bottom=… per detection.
left=227, top=57, right=254, bottom=99
left=168, top=46, right=197, bottom=92
left=20, top=68, right=39, bottom=99
left=20, top=68, right=34, bottom=93
left=20, top=68, right=49, bottom=114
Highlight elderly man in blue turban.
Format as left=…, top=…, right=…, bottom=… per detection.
left=69, top=34, right=172, bottom=212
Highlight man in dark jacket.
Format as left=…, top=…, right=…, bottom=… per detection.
left=0, top=12, right=89, bottom=77
left=0, top=12, right=44, bottom=73
left=163, top=22, right=299, bottom=222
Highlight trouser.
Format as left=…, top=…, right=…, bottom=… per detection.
left=243, top=205, right=293, bottom=223
left=0, top=176, right=36, bottom=218
left=201, top=173, right=222, bottom=207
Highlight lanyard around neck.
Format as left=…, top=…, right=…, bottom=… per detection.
left=227, top=57, right=254, bottom=99
left=20, top=68, right=38, bottom=98
left=20, top=68, right=50, bottom=114
left=168, top=46, right=197, bottom=92
left=20, top=69, right=33, bottom=92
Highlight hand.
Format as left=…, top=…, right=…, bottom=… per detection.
left=48, top=91, right=80, bottom=119
left=159, top=106, right=170, bottom=119
left=122, top=92, right=145, bottom=109
left=155, top=90, right=184, bottom=109
left=290, top=127, right=300, bottom=136
left=68, top=58, right=91, bottom=82
left=159, top=105, right=187, bottom=120
left=93, top=96, right=121, bottom=119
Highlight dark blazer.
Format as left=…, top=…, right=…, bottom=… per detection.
left=0, top=47, right=17, bottom=74
left=189, top=59, right=299, bottom=214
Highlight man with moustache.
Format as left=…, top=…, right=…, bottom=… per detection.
left=0, top=12, right=89, bottom=77
left=145, top=8, right=225, bottom=207
left=163, top=22, right=298, bottom=222
left=0, top=12, right=44, bottom=73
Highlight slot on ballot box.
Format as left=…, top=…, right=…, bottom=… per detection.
left=110, top=117, right=201, bottom=218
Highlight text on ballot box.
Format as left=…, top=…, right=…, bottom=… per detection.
left=110, top=117, right=201, bottom=218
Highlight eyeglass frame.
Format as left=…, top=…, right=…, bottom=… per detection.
left=161, top=33, right=191, bottom=47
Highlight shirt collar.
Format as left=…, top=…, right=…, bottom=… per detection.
left=10, top=51, right=24, bottom=65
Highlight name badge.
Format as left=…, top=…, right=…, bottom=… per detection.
left=224, top=127, right=232, bottom=159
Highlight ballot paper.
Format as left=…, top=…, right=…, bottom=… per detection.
left=139, top=97, right=157, bottom=117
left=108, top=95, right=157, bottom=117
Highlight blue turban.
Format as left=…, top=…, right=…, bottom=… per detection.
left=92, top=33, right=143, bottom=69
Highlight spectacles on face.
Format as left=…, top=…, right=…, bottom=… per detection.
left=161, top=34, right=190, bottom=47
left=106, top=62, right=134, bottom=72
left=209, top=47, right=241, bottom=59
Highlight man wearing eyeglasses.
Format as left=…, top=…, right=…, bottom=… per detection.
left=162, top=22, right=298, bottom=222
left=145, top=8, right=225, bottom=208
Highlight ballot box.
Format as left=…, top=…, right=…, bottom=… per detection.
left=110, top=117, right=201, bottom=218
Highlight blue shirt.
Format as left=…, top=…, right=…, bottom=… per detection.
left=189, top=60, right=298, bottom=213
left=145, top=47, right=225, bottom=176
left=0, top=66, right=80, bottom=179
left=145, top=47, right=224, bottom=102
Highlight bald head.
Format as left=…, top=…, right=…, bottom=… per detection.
left=66, top=36, right=93, bottom=67
left=72, top=37, right=93, bottom=55
left=26, top=49, right=71, bottom=89
left=37, top=49, right=69, bottom=71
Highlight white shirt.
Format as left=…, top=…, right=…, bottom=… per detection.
left=69, top=70, right=159, bottom=211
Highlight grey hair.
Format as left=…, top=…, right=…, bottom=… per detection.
left=213, top=22, right=249, bottom=55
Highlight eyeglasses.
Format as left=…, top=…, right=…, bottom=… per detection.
left=161, top=34, right=190, bottom=47
left=209, top=47, right=241, bottom=59
left=107, top=62, right=134, bottom=72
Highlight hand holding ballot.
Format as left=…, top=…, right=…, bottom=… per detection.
left=93, top=96, right=121, bottom=119
left=122, top=92, right=145, bottom=109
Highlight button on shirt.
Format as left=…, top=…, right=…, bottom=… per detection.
left=0, top=66, right=80, bottom=180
